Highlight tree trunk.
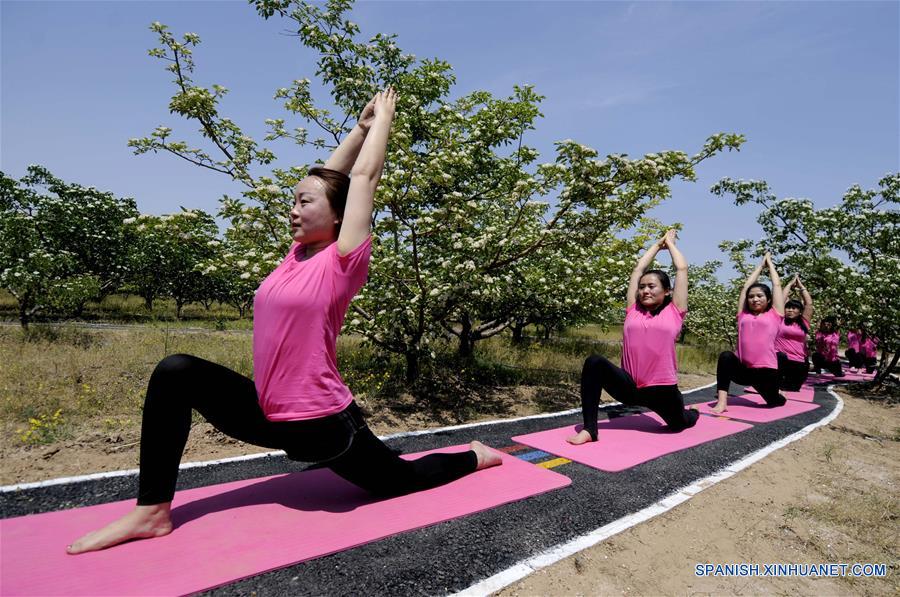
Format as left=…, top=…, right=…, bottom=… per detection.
left=511, top=320, right=525, bottom=344
left=458, top=313, right=473, bottom=357
left=874, top=351, right=898, bottom=386
left=404, top=351, right=420, bottom=383
left=19, top=302, right=30, bottom=330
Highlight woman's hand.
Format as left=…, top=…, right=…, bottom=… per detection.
left=356, top=97, right=377, bottom=133
left=373, top=86, right=397, bottom=124
left=662, top=228, right=677, bottom=249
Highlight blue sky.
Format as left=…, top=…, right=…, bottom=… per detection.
left=3, top=1, right=898, bottom=271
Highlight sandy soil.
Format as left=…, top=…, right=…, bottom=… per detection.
left=498, top=386, right=899, bottom=597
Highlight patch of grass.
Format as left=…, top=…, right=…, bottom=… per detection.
left=821, top=442, right=836, bottom=464
left=21, top=323, right=99, bottom=348
left=16, top=409, right=69, bottom=445
left=793, top=481, right=898, bottom=588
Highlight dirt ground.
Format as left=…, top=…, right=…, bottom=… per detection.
left=498, top=385, right=899, bottom=596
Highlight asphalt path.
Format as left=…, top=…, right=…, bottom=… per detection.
left=1, top=381, right=843, bottom=596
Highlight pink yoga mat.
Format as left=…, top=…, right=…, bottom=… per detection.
left=511, top=413, right=753, bottom=472
left=0, top=445, right=569, bottom=597
left=695, top=393, right=821, bottom=422
left=744, top=386, right=815, bottom=402
left=807, top=371, right=874, bottom=383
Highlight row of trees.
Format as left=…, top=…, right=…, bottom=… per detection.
left=678, top=174, right=898, bottom=383
left=0, top=165, right=266, bottom=326
left=2, top=0, right=896, bottom=384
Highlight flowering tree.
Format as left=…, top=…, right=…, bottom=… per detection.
left=0, top=167, right=139, bottom=327
left=681, top=258, right=740, bottom=348
left=712, top=173, right=899, bottom=383
left=130, top=0, right=744, bottom=380
left=122, top=210, right=219, bottom=317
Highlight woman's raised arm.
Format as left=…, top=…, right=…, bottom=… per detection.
left=323, top=97, right=376, bottom=176
left=766, top=253, right=785, bottom=316
left=337, top=88, right=396, bottom=256
left=665, top=230, right=688, bottom=312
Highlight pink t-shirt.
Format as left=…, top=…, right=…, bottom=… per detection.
left=861, top=336, right=878, bottom=358
left=252, top=237, right=372, bottom=421
left=846, top=330, right=861, bottom=352
left=737, top=308, right=782, bottom=369
left=815, top=331, right=840, bottom=362
left=774, top=318, right=809, bottom=363
left=621, top=302, right=685, bottom=388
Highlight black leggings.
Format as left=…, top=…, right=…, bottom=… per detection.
left=845, top=348, right=864, bottom=369
left=845, top=349, right=876, bottom=371
left=137, top=354, right=477, bottom=505
left=811, top=352, right=844, bottom=377
left=777, top=352, right=809, bottom=391
left=579, top=355, right=699, bottom=441
left=716, top=351, right=786, bottom=406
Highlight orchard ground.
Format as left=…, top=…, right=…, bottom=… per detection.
left=0, top=308, right=897, bottom=595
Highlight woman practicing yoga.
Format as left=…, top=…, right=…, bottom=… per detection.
left=847, top=327, right=877, bottom=373
left=845, top=328, right=864, bottom=372
left=711, top=253, right=787, bottom=413
left=774, top=275, right=812, bottom=391
left=859, top=330, right=879, bottom=374
left=568, top=229, right=699, bottom=445
left=68, top=89, right=501, bottom=554
left=811, top=316, right=844, bottom=377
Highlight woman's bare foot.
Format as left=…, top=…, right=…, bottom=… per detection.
left=67, top=504, right=173, bottom=554
left=470, top=440, right=503, bottom=470
left=710, top=400, right=728, bottom=414
left=566, top=429, right=594, bottom=445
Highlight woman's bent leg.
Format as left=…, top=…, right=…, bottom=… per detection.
left=827, top=358, right=844, bottom=377
left=632, top=385, right=699, bottom=431
left=864, top=356, right=877, bottom=374
left=326, top=427, right=482, bottom=497
left=846, top=348, right=862, bottom=370
left=748, top=368, right=786, bottom=406
left=577, top=355, right=638, bottom=441
left=811, top=352, right=825, bottom=374
left=69, top=355, right=279, bottom=555
left=778, top=353, right=808, bottom=391
left=138, top=354, right=280, bottom=504
left=714, top=351, right=753, bottom=412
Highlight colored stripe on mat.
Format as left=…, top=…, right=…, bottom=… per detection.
left=0, top=445, right=570, bottom=597
left=512, top=412, right=753, bottom=473
left=537, top=458, right=571, bottom=469
left=516, top=450, right=552, bottom=462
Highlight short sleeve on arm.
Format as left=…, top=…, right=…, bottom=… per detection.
left=332, top=235, right=372, bottom=300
